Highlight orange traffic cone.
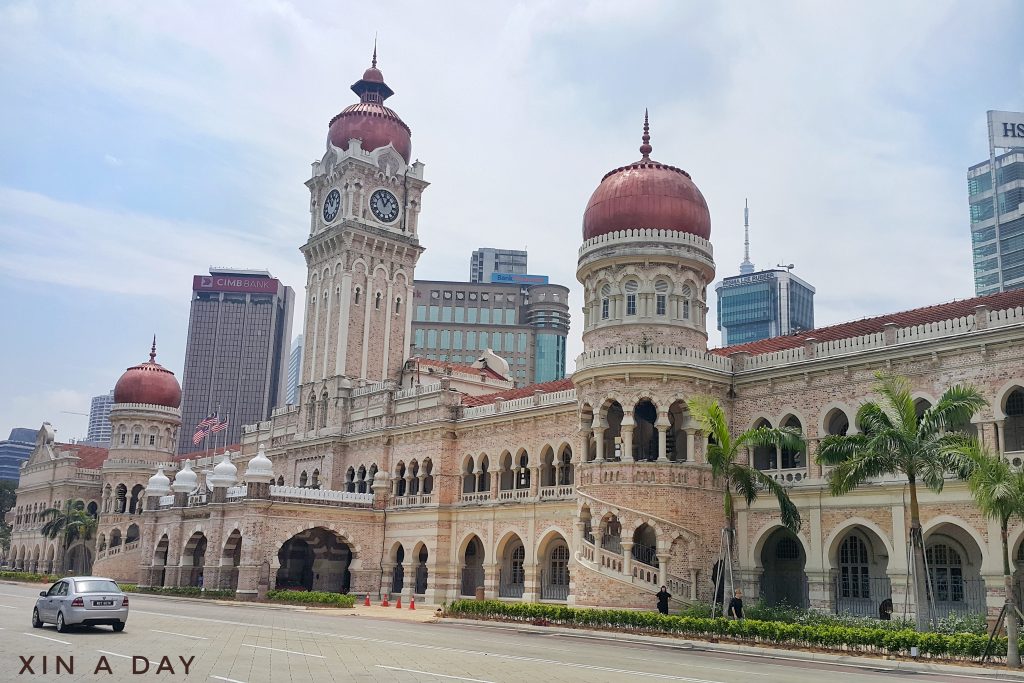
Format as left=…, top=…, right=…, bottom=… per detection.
left=382, top=594, right=390, bottom=607
left=409, top=597, right=416, bottom=610
left=395, top=596, right=402, bottom=608
left=364, top=594, right=370, bottom=607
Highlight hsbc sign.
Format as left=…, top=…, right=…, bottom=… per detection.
left=192, top=275, right=281, bottom=294
left=989, top=110, right=1024, bottom=150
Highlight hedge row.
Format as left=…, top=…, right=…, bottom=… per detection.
left=0, top=571, right=58, bottom=583
left=447, top=600, right=1011, bottom=660
left=266, top=590, right=356, bottom=607
left=137, top=586, right=236, bottom=599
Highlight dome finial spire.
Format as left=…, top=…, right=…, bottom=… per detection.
left=150, top=335, right=157, bottom=362
left=639, top=108, right=652, bottom=160
left=372, top=34, right=377, bottom=68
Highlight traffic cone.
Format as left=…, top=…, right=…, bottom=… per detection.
left=382, top=594, right=390, bottom=607
left=364, top=594, right=370, bottom=607
left=395, top=596, right=402, bottom=608
left=409, top=597, right=415, bottom=610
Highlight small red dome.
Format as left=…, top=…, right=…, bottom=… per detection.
left=327, top=50, right=412, bottom=162
left=582, top=113, right=710, bottom=241
left=113, top=341, right=181, bottom=409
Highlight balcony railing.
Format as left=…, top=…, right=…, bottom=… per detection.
left=497, top=488, right=532, bottom=501
left=460, top=492, right=491, bottom=504
left=538, top=485, right=575, bottom=500
left=269, top=486, right=374, bottom=506
left=226, top=485, right=247, bottom=499
left=391, top=494, right=435, bottom=507
left=158, top=495, right=174, bottom=508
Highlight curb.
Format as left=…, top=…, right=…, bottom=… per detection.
left=439, top=617, right=1024, bottom=679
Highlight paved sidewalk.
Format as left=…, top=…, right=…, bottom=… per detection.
left=440, top=616, right=1024, bottom=680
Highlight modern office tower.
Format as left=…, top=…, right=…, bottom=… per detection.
left=716, top=268, right=816, bottom=347
left=84, top=390, right=114, bottom=446
left=0, top=428, right=35, bottom=482
left=178, top=268, right=294, bottom=455
left=470, top=248, right=528, bottom=283
left=411, top=277, right=570, bottom=384
left=286, top=334, right=303, bottom=405
left=969, top=111, right=1024, bottom=295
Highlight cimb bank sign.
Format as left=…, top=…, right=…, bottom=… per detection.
left=989, top=110, right=1024, bottom=150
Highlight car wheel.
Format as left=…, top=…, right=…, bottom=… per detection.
left=112, top=621, right=126, bottom=632
left=55, top=611, right=67, bottom=633
left=31, top=608, right=42, bottom=629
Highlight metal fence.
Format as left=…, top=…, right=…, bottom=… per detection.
left=540, top=570, right=570, bottom=601
left=392, top=564, right=404, bottom=594
left=833, top=575, right=892, bottom=617
left=461, top=566, right=484, bottom=596
left=415, top=565, right=428, bottom=595
left=499, top=580, right=524, bottom=598
left=928, top=578, right=987, bottom=620
left=632, top=543, right=659, bottom=568
left=759, top=573, right=809, bottom=609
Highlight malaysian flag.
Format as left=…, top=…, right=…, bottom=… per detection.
left=211, top=417, right=229, bottom=433
left=192, top=427, right=208, bottom=445
left=199, top=413, right=218, bottom=428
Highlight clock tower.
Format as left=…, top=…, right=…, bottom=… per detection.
left=297, top=49, right=428, bottom=418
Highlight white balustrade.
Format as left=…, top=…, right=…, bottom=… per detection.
left=158, top=495, right=174, bottom=508
left=269, top=485, right=374, bottom=505
left=460, top=491, right=491, bottom=503
left=226, top=485, right=247, bottom=499
left=539, top=485, right=575, bottom=500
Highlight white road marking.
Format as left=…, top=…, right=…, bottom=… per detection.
left=0, top=592, right=33, bottom=598
left=377, top=665, right=496, bottom=682
left=151, top=629, right=208, bottom=640
left=22, top=632, right=70, bottom=645
left=210, top=677, right=248, bottom=683
left=134, top=611, right=724, bottom=681
left=241, top=643, right=325, bottom=658
left=0, top=604, right=17, bottom=609
left=97, top=650, right=133, bottom=660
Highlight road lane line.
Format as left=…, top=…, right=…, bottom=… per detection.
left=377, top=665, right=496, bottom=682
left=241, top=643, right=325, bottom=658
left=151, top=629, right=208, bottom=640
left=97, top=650, right=133, bottom=659
left=211, top=677, right=248, bottom=683
left=0, top=592, right=33, bottom=598
left=22, top=632, right=70, bottom=645
left=135, top=610, right=724, bottom=681
left=0, top=604, right=17, bottom=608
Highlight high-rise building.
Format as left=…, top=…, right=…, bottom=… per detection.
left=84, top=390, right=114, bottom=446
left=470, top=248, right=528, bottom=283
left=0, top=428, right=36, bottom=482
left=412, top=277, right=570, bottom=384
left=286, top=334, right=303, bottom=405
left=716, top=269, right=815, bottom=346
left=178, top=268, right=294, bottom=455
left=969, top=111, right=1024, bottom=295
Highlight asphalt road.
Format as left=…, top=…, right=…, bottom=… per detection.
left=0, top=582, right=1017, bottom=682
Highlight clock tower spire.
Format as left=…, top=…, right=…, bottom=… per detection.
left=297, top=48, right=428, bottom=425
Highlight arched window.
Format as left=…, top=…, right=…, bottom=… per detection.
left=926, top=542, right=964, bottom=603
left=307, top=393, right=317, bottom=431
left=655, top=280, right=669, bottom=316
left=549, top=544, right=570, bottom=589
left=276, top=475, right=284, bottom=486
left=838, top=534, right=870, bottom=598
left=299, top=471, right=308, bottom=488
left=345, top=467, right=355, bottom=493
left=462, top=458, right=476, bottom=495
left=311, top=469, right=320, bottom=489
left=356, top=465, right=367, bottom=493
left=133, top=433, right=140, bottom=445
left=1005, top=389, right=1024, bottom=452
left=354, top=287, right=361, bottom=305
left=318, top=392, right=328, bottom=428
left=510, top=545, right=526, bottom=585
left=375, top=292, right=382, bottom=310
left=624, top=280, right=639, bottom=316
left=780, top=416, right=803, bottom=469
left=600, top=284, right=611, bottom=320
left=394, top=297, right=402, bottom=315
left=681, top=285, right=692, bottom=319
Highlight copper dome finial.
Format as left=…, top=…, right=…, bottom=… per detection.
left=372, top=35, right=378, bottom=68
left=639, top=109, right=653, bottom=160
left=150, top=335, right=157, bottom=363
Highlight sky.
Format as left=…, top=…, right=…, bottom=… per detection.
left=1, top=1, right=1022, bottom=443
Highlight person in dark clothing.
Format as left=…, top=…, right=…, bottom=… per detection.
left=656, top=586, right=671, bottom=615
left=878, top=598, right=893, bottom=621
left=727, top=588, right=744, bottom=619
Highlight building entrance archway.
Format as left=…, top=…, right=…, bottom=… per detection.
left=276, top=528, right=352, bottom=593
left=760, top=528, right=807, bottom=608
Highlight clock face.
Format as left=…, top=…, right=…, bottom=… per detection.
left=370, top=189, right=399, bottom=223
left=322, top=188, right=341, bottom=223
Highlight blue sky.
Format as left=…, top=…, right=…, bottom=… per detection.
left=1, top=1, right=1022, bottom=442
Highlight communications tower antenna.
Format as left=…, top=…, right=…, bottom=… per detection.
left=739, top=199, right=755, bottom=275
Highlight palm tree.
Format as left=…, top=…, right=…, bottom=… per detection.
left=40, top=501, right=98, bottom=574
left=817, top=372, right=986, bottom=631
left=688, top=396, right=804, bottom=615
left=946, top=440, right=1023, bottom=668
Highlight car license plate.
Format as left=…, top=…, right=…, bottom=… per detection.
left=94, top=600, right=113, bottom=606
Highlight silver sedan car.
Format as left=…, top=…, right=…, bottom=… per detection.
left=32, top=577, right=128, bottom=632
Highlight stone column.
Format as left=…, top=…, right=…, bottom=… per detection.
left=522, top=563, right=538, bottom=602
left=685, top=429, right=696, bottom=463
left=594, top=427, right=606, bottom=461
left=405, top=474, right=414, bottom=498
left=489, top=468, right=500, bottom=499
left=656, top=412, right=670, bottom=461
left=530, top=466, right=540, bottom=497
left=621, top=541, right=634, bottom=577
left=996, top=419, right=1006, bottom=456
left=382, top=563, right=395, bottom=597
left=657, top=553, right=671, bottom=587
left=621, top=412, right=635, bottom=460
left=483, top=562, right=498, bottom=599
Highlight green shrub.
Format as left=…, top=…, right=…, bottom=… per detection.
left=445, top=600, right=1014, bottom=661
left=138, top=586, right=234, bottom=599
left=118, top=583, right=137, bottom=593
left=266, top=590, right=356, bottom=607
left=0, top=570, right=59, bottom=583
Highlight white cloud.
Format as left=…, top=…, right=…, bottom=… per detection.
left=8, top=389, right=92, bottom=443
left=103, top=154, right=123, bottom=167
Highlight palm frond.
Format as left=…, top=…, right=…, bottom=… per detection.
left=817, top=433, right=868, bottom=466
left=872, top=371, right=917, bottom=434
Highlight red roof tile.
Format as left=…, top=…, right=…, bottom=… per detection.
left=462, top=377, right=575, bottom=407
left=410, top=356, right=509, bottom=381
left=55, top=443, right=110, bottom=469
left=711, top=289, right=1024, bottom=357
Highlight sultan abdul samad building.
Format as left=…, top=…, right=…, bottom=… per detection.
left=10, top=53, right=1024, bottom=621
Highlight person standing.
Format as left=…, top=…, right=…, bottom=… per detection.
left=727, top=588, right=744, bottom=619
left=656, top=585, right=671, bottom=615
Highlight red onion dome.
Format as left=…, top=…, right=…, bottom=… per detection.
left=327, top=48, right=412, bottom=162
left=582, top=111, right=710, bottom=241
left=113, top=339, right=181, bottom=409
